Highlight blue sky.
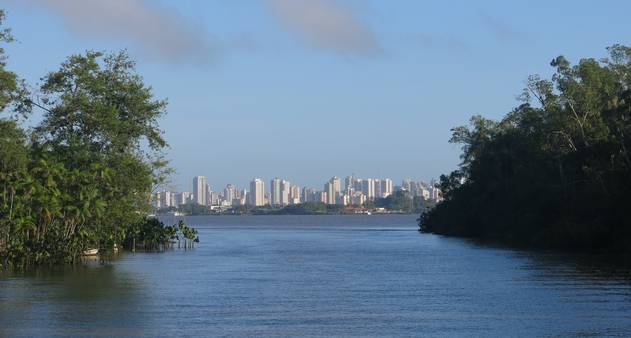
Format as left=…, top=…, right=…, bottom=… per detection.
left=2, top=0, right=630, bottom=191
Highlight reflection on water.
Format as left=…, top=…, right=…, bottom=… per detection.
left=0, top=259, right=145, bottom=337
left=2, top=215, right=631, bottom=337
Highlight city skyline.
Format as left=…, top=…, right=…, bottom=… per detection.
left=153, top=174, right=440, bottom=209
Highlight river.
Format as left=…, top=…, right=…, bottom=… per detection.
left=1, top=215, right=631, bottom=337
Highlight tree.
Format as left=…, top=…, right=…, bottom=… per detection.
left=420, top=45, right=631, bottom=253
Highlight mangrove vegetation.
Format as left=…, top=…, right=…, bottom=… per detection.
left=420, top=45, right=631, bottom=253
left=0, top=10, right=194, bottom=268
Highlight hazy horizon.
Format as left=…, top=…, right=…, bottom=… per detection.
left=4, top=0, right=631, bottom=190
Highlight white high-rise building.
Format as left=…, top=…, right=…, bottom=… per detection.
left=224, top=184, right=236, bottom=205
left=324, top=182, right=334, bottom=205
left=331, top=176, right=341, bottom=198
left=290, top=185, right=301, bottom=204
left=210, top=191, right=221, bottom=206
left=153, top=192, right=161, bottom=209
left=160, top=191, right=172, bottom=208
left=361, top=178, right=375, bottom=200
left=383, top=178, right=393, bottom=197
left=193, top=176, right=207, bottom=205
left=177, top=192, right=192, bottom=205
left=324, top=176, right=341, bottom=204
left=280, top=180, right=291, bottom=206
left=249, top=178, right=265, bottom=206
left=270, top=178, right=282, bottom=206
left=374, top=179, right=382, bottom=198
left=345, top=175, right=354, bottom=192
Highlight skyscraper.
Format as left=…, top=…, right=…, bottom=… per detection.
left=331, top=176, right=341, bottom=197
left=324, top=182, right=335, bottom=205
left=361, top=178, right=375, bottom=200
left=224, top=184, right=236, bottom=205
left=383, top=178, right=393, bottom=197
left=374, top=179, right=382, bottom=198
left=193, top=176, right=206, bottom=205
left=290, top=185, right=301, bottom=204
left=280, top=180, right=291, bottom=206
left=324, top=176, right=341, bottom=205
left=270, top=178, right=282, bottom=206
left=249, top=178, right=265, bottom=206
left=302, top=187, right=317, bottom=202
left=160, top=191, right=172, bottom=208
left=345, top=175, right=354, bottom=195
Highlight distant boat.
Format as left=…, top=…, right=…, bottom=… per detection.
left=366, top=211, right=372, bottom=216
left=82, top=248, right=99, bottom=256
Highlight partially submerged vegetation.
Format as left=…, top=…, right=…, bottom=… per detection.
left=124, top=220, right=198, bottom=251
left=0, top=10, right=196, bottom=269
left=420, top=45, right=631, bottom=253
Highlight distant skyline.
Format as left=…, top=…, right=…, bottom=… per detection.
left=3, top=0, right=631, bottom=190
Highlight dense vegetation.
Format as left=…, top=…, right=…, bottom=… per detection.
left=123, top=220, right=198, bottom=251
left=0, top=11, right=191, bottom=268
left=369, top=191, right=434, bottom=213
left=420, top=46, right=631, bottom=253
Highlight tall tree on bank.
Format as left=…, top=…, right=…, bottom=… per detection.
left=33, top=50, right=170, bottom=248
left=0, top=7, right=178, bottom=266
left=420, top=45, right=631, bottom=253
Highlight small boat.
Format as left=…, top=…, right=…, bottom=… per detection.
left=82, top=248, right=99, bottom=256
left=366, top=211, right=372, bottom=215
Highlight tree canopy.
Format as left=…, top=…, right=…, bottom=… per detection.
left=420, top=45, right=631, bottom=253
left=0, top=11, right=188, bottom=268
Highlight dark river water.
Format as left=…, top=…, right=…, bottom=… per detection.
left=2, top=215, right=631, bottom=337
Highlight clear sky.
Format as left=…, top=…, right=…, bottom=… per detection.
left=2, top=0, right=630, bottom=191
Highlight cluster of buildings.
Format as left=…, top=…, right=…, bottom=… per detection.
left=152, top=175, right=442, bottom=209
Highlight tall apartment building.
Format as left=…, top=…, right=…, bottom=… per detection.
left=160, top=191, right=172, bottom=208
left=302, top=187, right=318, bottom=202
left=270, top=178, right=282, bottom=206
left=331, top=176, right=341, bottom=195
left=210, top=191, right=222, bottom=206
left=382, top=178, right=393, bottom=197
left=318, top=191, right=328, bottom=204
left=193, top=176, right=207, bottom=205
left=249, top=178, right=265, bottom=206
left=361, top=178, right=375, bottom=200
left=324, top=176, right=341, bottom=204
left=375, top=178, right=393, bottom=198
left=152, top=192, right=161, bottom=209
left=177, top=192, right=192, bottom=206
left=290, top=185, right=301, bottom=204
left=280, top=180, right=291, bottom=206
left=224, top=184, right=236, bottom=205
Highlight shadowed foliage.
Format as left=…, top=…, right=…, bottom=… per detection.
left=420, top=45, right=631, bottom=253
left=0, top=11, right=194, bottom=268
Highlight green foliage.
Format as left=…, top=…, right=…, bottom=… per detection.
left=373, top=190, right=432, bottom=213
left=274, top=202, right=338, bottom=215
left=177, top=203, right=214, bottom=215
left=0, top=11, right=192, bottom=268
left=420, top=45, right=631, bottom=253
left=123, top=219, right=198, bottom=251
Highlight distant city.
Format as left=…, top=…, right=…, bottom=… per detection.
left=152, top=175, right=443, bottom=211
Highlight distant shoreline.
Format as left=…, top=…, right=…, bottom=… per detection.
left=156, top=212, right=419, bottom=217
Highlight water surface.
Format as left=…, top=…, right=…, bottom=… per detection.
left=2, top=215, right=631, bottom=337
